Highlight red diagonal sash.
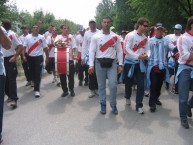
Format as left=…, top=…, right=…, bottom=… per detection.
left=100, top=36, right=118, bottom=52
left=28, top=39, right=42, bottom=55
left=132, top=38, right=147, bottom=52
left=9, top=35, right=12, bottom=40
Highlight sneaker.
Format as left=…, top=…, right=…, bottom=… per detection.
left=9, top=100, right=17, bottom=108
left=35, top=91, right=40, bottom=98
left=57, top=82, right=61, bottom=87
left=61, top=92, right=68, bottom=97
left=31, top=81, right=34, bottom=87
left=100, top=104, right=106, bottom=114
left=6, top=98, right=12, bottom=103
left=111, top=105, right=118, bottom=115
left=70, top=90, right=75, bottom=97
left=25, top=81, right=31, bottom=86
left=88, top=90, right=95, bottom=98
left=181, top=120, right=189, bottom=129
left=79, top=80, right=83, bottom=86
left=137, top=108, right=144, bottom=114
left=94, top=90, right=99, bottom=96
left=52, top=77, right=56, bottom=83
left=150, top=106, right=156, bottom=112
left=155, top=100, right=162, bottom=106
left=126, top=99, right=131, bottom=105
left=144, top=91, right=149, bottom=97
left=187, top=106, right=192, bottom=117
left=84, top=82, right=88, bottom=86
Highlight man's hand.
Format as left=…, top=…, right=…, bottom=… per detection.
left=23, top=55, right=27, bottom=62
left=88, top=66, right=94, bottom=74
left=117, top=65, right=123, bottom=74
left=138, top=53, right=148, bottom=60
left=9, top=56, right=16, bottom=63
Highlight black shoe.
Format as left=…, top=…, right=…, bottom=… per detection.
left=79, top=81, right=82, bottom=86
left=0, top=139, right=3, bottom=144
left=84, top=82, right=88, bottom=86
left=187, top=106, right=192, bottom=117
left=150, top=106, right=156, bottom=112
left=181, top=120, right=189, bottom=129
left=70, top=90, right=75, bottom=97
left=155, top=100, right=162, bottom=106
left=61, top=92, right=68, bottom=97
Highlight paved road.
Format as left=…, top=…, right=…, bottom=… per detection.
left=2, top=73, right=193, bottom=145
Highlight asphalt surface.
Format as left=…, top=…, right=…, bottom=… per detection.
left=2, top=73, right=193, bottom=145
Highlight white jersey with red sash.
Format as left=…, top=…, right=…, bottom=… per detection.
left=81, top=29, right=100, bottom=60
left=89, top=30, right=123, bottom=66
left=177, top=32, right=193, bottom=66
left=54, top=34, right=76, bottom=60
left=2, top=30, right=22, bottom=57
left=23, top=34, right=47, bottom=56
left=46, top=35, right=57, bottom=58
left=125, top=30, right=149, bottom=60
left=75, top=34, right=83, bottom=60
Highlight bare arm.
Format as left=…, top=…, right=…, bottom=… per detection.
left=0, top=27, right=11, bottom=49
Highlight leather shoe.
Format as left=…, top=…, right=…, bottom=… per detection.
left=70, top=90, right=75, bottom=97
left=155, top=100, right=162, bottom=106
left=181, top=120, right=189, bottom=129
left=61, top=92, right=68, bottom=97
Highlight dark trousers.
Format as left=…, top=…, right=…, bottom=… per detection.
left=4, top=56, right=18, bottom=100
left=78, top=60, right=88, bottom=83
left=0, top=74, right=5, bottom=139
left=60, top=60, right=75, bottom=93
left=21, top=53, right=31, bottom=82
left=149, top=69, right=165, bottom=107
left=124, top=63, right=144, bottom=109
left=27, top=55, right=43, bottom=91
left=88, top=64, right=98, bottom=91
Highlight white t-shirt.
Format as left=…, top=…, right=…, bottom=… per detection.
left=19, top=33, right=29, bottom=44
left=81, top=29, right=100, bottom=60
left=44, top=31, right=52, bottom=39
left=75, top=34, right=84, bottom=52
left=23, top=34, right=47, bottom=56
left=2, top=30, right=22, bottom=57
left=177, top=32, right=193, bottom=66
left=89, top=30, right=123, bottom=66
left=125, top=30, right=150, bottom=60
left=46, top=35, right=57, bottom=58
left=54, top=34, right=76, bottom=60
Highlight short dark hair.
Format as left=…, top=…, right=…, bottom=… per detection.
left=60, top=24, right=68, bottom=29
left=102, top=16, right=112, bottom=22
left=135, top=17, right=149, bottom=29
left=2, top=19, right=11, bottom=31
left=186, top=16, right=193, bottom=31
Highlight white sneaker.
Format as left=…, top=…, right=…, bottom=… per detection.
left=137, top=108, right=144, bottom=114
left=88, top=90, right=95, bottom=98
left=35, top=91, right=40, bottom=98
left=126, top=99, right=131, bottom=105
left=52, top=77, right=56, bottom=83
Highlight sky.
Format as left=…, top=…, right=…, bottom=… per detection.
left=11, top=0, right=102, bottom=28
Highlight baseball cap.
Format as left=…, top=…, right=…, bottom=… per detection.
left=173, top=24, right=182, bottom=30
left=121, top=30, right=127, bottom=34
left=155, top=23, right=164, bottom=29
left=110, top=26, right=116, bottom=31
left=89, top=19, right=96, bottom=23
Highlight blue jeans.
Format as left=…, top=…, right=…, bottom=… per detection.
left=0, top=74, right=5, bottom=140
left=95, top=59, right=117, bottom=106
left=178, top=69, right=193, bottom=121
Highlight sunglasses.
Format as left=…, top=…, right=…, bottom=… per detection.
left=143, top=25, right=148, bottom=28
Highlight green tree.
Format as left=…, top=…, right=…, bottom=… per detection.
left=95, top=0, right=115, bottom=29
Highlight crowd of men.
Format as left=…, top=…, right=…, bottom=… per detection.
left=0, top=15, right=193, bottom=143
